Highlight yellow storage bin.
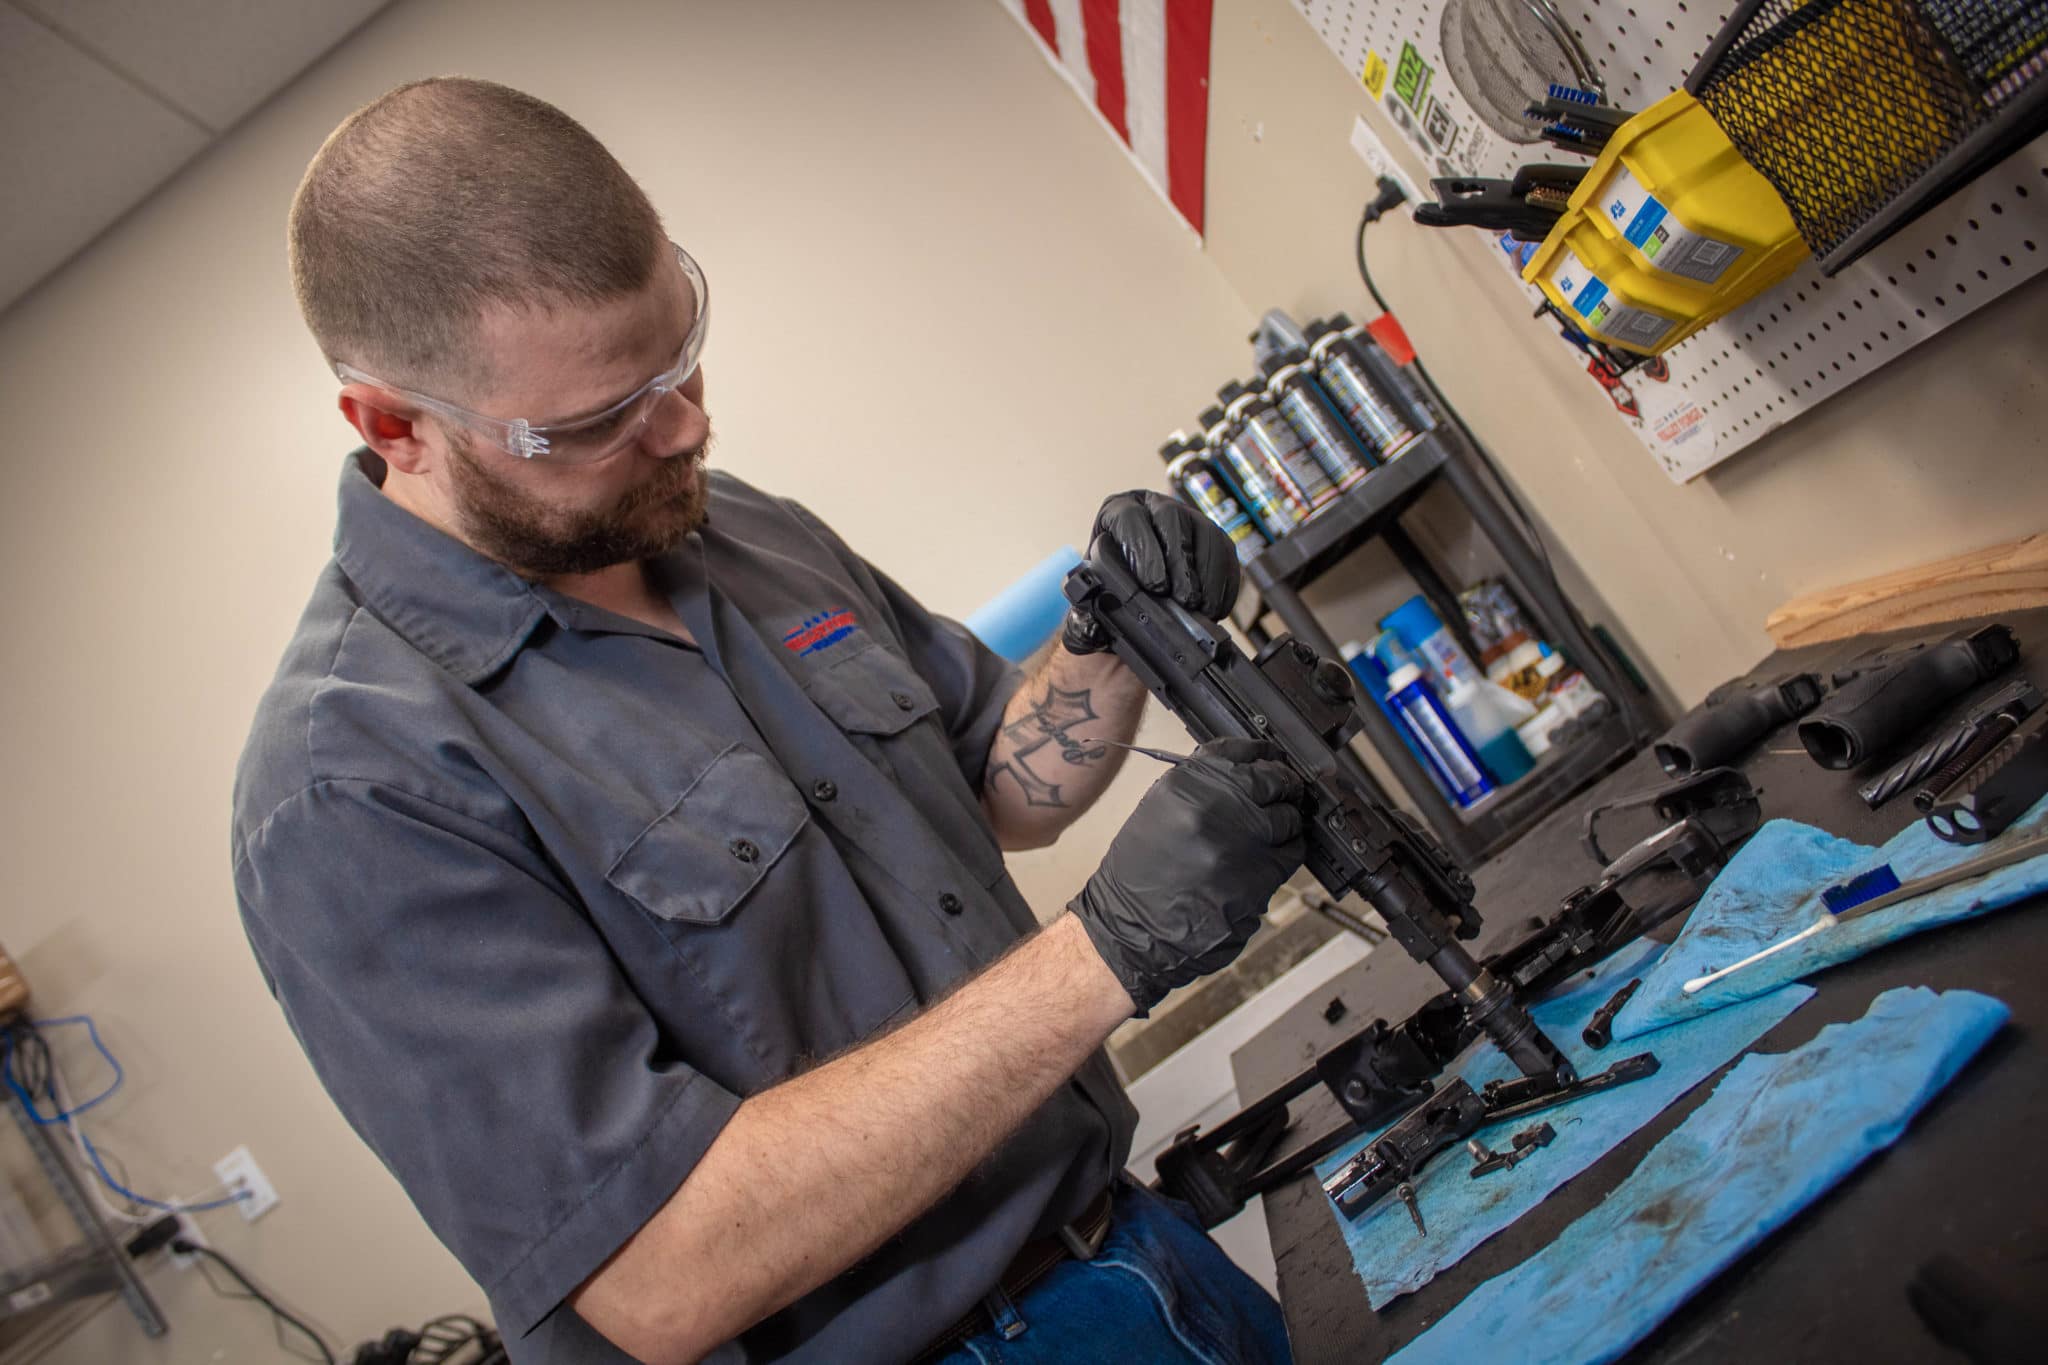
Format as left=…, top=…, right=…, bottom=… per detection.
left=1523, top=89, right=1808, bottom=355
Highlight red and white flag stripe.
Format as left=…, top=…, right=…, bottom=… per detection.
left=1000, top=0, right=1214, bottom=235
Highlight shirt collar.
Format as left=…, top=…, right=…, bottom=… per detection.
left=332, top=448, right=552, bottom=685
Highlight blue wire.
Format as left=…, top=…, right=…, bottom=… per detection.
left=3, top=1017, right=247, bottom=1215
left=72, top=1123, right=247, bottom=1214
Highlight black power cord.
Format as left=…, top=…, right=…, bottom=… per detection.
left=170, top=1237, right=337, bottom=1364
left=135, top=1221, right=500, bottom=1365
left=1355, top=177, right=1561, bottom=589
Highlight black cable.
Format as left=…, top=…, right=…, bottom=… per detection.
left=173, top=1239, right=337, bottom=1365
left=1354, top=202, right=1560, bottom=587
left=5, top=1019, right=52, bottom=1105
left=409, top=1313, right=500, bottom=1365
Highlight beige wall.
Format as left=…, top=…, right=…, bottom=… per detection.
left=0, top=3, right=1253, bottom=1359
left=1207, top=0, right=2048, bottom=708
left=4, top=1, right=2044, bottom=1360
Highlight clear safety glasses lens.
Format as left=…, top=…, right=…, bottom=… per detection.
left=511, top=250, right=709, bottom=464
left=331, top=244, right=709, bottom=466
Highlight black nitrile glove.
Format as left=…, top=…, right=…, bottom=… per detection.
left=1071, top=738, right=1307, bottom=1014
left=1062, top=490, right=1242, bottom=656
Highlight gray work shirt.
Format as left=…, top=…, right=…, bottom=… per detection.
left=233, top=451, right=1136, bottom=1363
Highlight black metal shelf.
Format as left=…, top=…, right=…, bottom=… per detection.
left=1439, top=711, right=1640, bottom=860
left=1230, top=405, right=1657, bottom=868
left=0, top=1245, right=121, bottom=1323
left=1243, top=434, right=1447, bottom=591
left=1, top=1081, right=164, bottom=1341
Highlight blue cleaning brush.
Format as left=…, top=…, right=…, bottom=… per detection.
left=1820, top=864, right=1903, bottom=914
left=1684, top=829, right=2048, bottom=995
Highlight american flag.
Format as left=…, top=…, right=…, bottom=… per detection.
left=999, top=0, right=1215, bottom=235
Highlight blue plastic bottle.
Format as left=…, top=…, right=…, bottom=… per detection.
left=1383, top=663, right=1495, bottom=809
left=1342, top=642, right=1456, bottom=803
left=1385, top=595, right=1535, bottom=786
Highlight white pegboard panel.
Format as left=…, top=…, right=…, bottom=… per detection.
left=1294, top=0, right=2048, bottom=480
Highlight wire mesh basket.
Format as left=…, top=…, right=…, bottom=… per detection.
left=1687, top=0, right=2048, bottom=272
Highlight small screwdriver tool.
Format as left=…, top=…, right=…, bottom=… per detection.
left=1682, top=828, right=2048, bottom=994
left=1079, top=737, right=1191, bottom=766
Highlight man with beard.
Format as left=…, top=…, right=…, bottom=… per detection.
left=236, top=78, right=1303, bottom=1365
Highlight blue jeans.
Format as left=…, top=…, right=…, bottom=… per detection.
left=936, top=1180, right=1294, bottom=1364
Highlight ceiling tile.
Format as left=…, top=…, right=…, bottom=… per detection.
left=16, top=0, right=393, bottom=131
left=0, top=5, right=211, bottom=312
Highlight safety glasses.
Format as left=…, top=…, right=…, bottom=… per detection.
left=334, top=240, right=709, bottom=465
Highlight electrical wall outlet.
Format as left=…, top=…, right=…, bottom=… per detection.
left=167, top=1212, right=209, bottom=1269
left=1349, top=113, right=1423, bottom=212
left=212, top=1146, right=278, bottom=1222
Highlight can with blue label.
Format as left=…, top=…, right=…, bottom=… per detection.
left=1200, top=403, right=1303, bottom=541
left=1264, top=349, right=1376, bottom=489
left=1220, top=381, right=1337, bottom=521
left=1307, top=319, right=1422, bottom=461
left=1165, top=444, right=1266, bottom=565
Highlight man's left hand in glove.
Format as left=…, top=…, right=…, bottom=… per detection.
left=1061, top=490, right=1241, bottom=656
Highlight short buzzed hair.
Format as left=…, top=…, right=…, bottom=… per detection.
left=288, top=77, right=665, bottom=393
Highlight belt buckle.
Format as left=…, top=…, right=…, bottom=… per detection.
left=1056, top=1195, right=1110, bottom=1261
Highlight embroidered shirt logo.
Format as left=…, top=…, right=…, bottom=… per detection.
left=782, top=609, right=860, bottom=657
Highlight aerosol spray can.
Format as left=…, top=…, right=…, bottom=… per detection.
left=1262, top=348, right=1377, bottom=490
left=1306, top=317, right=1422, bottom=461
left=1199, top=404, right=1303, bottom=541
left=1337, top=313, right=1440, bottom=428
left=1162, top=437, right=1266, bottom=564
left=1219, top=380, right=1338, bottom=522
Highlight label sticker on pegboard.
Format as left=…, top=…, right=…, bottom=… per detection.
left=1393, top=42, right=1433, bottom=113
left=1648, top=399, right=1714, bottom=460
left=1360, top=49, right=1389, bottom=101
left=1605, top=168, right=1745, bottom=285
left=1424, top=96, right=1461, bottom=153
left=1384, top=91, right=1431, bottom=157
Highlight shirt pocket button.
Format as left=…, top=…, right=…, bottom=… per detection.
left=891, top=690, right=916, bottom=711
left=729, top=837, right=761, bottom=864
left=938, top=892, right=963, bottom=915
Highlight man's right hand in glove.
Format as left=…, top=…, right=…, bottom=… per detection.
left=1070, top=738, right=1308, bottom=1015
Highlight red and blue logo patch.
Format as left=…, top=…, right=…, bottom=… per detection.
left=782, top=608, right=860, bottom=657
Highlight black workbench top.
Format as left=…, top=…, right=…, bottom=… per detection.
left=1233, top=608, right=2048, bottom=1363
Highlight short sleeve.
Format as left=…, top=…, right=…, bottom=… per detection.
left=235, top=780, right=741, bottom=1337
left=784, top=501, right=1024, bottom=789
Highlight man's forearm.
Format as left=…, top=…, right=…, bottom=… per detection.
left=570, top=913, right=1134, bottom=1364
left=980, top=643, right=1150, bottom=849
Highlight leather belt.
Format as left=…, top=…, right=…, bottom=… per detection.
left=909, top=1186, right=1115, bottom=1363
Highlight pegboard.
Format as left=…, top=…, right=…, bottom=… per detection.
left=1293, top=0, right=2048, bottom=480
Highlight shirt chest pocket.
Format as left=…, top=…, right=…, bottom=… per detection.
left=603, top=742, right=917, bottom=1077
left=800, top=642, right=1008, bottom=889
left=800, top=643, right=946, bottom=779
left=605, top=743, right=809, bottom=925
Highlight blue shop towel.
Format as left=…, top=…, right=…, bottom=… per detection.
left=1313, top=938, right=1813, bottom=1309
left=1614, top=794, right=2048, bottom=1040
left=1389, top=987, right=2009, bottom=1365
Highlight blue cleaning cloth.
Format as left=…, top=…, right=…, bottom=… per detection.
left=961, top=546, right=1083, bottom=663
left=1314, top=938, right=1813, bottom=1309
left=1614, top=793, right=2048, bottom=1041
left=1389, top=986, right=2009, bottom=1365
